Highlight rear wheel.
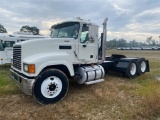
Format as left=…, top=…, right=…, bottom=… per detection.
left=137, top=58, right=147, bottom=75
left=33, top=69, right=69, bottom=105
left=125, top=61, right=137, bottom=78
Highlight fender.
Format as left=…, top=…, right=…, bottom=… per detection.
left=23, top=52, right=75, bottom=77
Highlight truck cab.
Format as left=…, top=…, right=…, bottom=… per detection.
left=0, top=36, right=16, bottom=64
left=0, top=33, right=49, bottom=65
left=11, top=19, right=105, bottom=104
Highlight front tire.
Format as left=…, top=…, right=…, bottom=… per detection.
left=33, top=69, right=69, bottom=105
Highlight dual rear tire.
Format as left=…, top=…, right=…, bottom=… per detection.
left=137, top=58, right=147, bottom=75
left=125, top=58, right=147, bottom=78
left=125, top=61, right=137, bottom=78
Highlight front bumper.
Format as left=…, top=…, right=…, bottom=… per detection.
left=10, top=69, right=35, bottom=95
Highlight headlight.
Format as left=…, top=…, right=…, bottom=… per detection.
left=23, top=63, right=35, bottom=74
left=24, top=64, right=29, bottom=72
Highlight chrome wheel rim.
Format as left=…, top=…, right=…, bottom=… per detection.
left=41, top=76, right=62, bottom=98
left=141, top=61, right=146, bottom=72
left=130, top=63, right=136, bottom=75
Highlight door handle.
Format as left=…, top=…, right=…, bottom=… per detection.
left=83, top=44, right=87, bottom=47
left=64, top=40, right=69, bottom=42
left=83, top=41, right=89, bottom=47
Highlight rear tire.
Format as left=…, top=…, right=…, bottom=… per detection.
left=125, top=61, right=137, bottom=78
left=137, top=58, right=147, bottom=75
left=33, top=69, right=69, bottom=105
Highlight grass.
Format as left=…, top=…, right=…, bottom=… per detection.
left=0, top=50, right=160, bottom=120
left=0, top=66, right=19, bottom=95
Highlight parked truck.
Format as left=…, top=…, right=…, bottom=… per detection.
left=0, top=32, right=49, bottom=65
left=10, top=17, right=149, bottom=104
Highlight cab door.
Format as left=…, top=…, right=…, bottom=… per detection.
left=78, top=24, right=98, bottom=63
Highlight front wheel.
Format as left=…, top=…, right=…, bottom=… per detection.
left=33, top=69, right=69, bottom=105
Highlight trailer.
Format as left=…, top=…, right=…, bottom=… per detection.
left=0, top=33, right=49, bottom=65
left=10, top=17, right=149, bottom=104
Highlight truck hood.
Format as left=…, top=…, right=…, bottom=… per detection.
left=15, top=37, right=76, bottom=63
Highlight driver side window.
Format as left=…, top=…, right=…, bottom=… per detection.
left=80, top=24, right=89, bottom=43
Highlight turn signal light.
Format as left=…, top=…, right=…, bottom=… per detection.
left=28, top=64, right=35, bottom=74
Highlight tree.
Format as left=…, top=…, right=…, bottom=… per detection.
left=0, top=24, right=7, bottom=33
left=129, top=40, right=140, bottom=47
left=146, top=36, right=152, bottom=45
left=20, top=25, right=39, bottom=35
left=106, top=38, right=145, bottom=48
left=151, top=39, right=156, bottom=46
left=118, top=38, right=127, bottom=47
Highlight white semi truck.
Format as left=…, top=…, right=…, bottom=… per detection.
left=10, top=18, right=149, bottom=104
left=0, top=33, right=49, bottom=65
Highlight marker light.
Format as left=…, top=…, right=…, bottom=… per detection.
left=23, top=64, right=35, bottom=74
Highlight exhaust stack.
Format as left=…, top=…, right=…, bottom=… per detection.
left=102, top=17, right=108, bottom=62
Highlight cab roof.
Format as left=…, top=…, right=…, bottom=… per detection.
left=51, top=19, right=98, bottom=28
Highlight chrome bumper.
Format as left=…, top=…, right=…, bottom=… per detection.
left=10, top=69, right=35, bottom=95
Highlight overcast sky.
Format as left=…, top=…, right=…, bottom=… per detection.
left=0, top=0, right=160, bottom=42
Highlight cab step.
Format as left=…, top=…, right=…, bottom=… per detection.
left=85, top=79, right=104, bottom=85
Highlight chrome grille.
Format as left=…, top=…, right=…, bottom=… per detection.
left=13, top=46, right=21, bottom=70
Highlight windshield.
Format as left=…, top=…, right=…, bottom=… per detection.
left=51, top=22, right=80, bottom=39
left=0, top=40, right=4, bottom=51
left=4, top=41, right=15, bottom=47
